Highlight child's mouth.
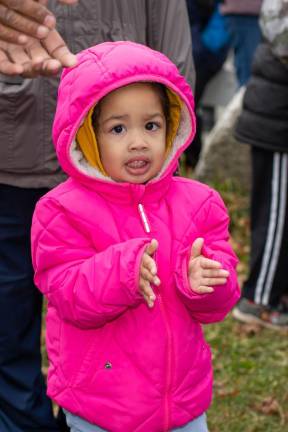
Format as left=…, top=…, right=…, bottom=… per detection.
left=125, top=158, right=151, bottom=175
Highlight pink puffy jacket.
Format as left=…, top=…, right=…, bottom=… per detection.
left=31, top=42, right=239, bottom=432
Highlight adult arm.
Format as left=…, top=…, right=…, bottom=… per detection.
left=0, top=0, right=78, bottom=44
left=146, top=0, right=196, bottom=90
left=175, top=190, right=240, bottom=323
left=31, top=197, right=150, bottom=329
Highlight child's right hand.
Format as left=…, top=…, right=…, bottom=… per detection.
left=188, top=237, right=229, bottom=294
left=139, top=239, right=160, bottom=308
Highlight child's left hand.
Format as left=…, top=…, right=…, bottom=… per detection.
left=188, top=238, right=229, bottom=294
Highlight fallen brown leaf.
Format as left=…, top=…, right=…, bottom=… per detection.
left=233, top=322, right=262, bottom=337
left=254, top=397, right=286, bottom=426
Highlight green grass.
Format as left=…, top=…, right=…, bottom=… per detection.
left=205, top=317, right=288, bottom=431
left=203, top=178, right=288, bottom=431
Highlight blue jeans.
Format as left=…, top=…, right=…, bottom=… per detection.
left=0, top=185, right=59, bottom=431
left=224, top=15, right=262, bottom=86
left=64, top=410, right=209, bottom=432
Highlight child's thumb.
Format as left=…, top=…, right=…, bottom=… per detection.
left=145, top=239, right=158, bottom=256
left=191, top=237, right=204, bottom=259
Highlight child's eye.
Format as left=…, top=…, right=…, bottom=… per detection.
left=111, top=125, right=125, bottom=134
left=145, top=122, right=159, bottom=131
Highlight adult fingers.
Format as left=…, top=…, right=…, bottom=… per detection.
left=0, top=4, right=53, bottom=45
left=24, top=36, right=61, bottom=70
left=0, top=20, right=28, bottom=45
left=1, top=0, right=56, bottom=28
left=39, top=0, right=78, bottom=4
left=41, top=28, right=77, bottom=67
left=35, top=58, right=61, bottom=76
left=21, top=36, right=48, bottom=64
left=58, top=0, right=79, bottom=4
left=21, top=58, right=61, bottom=78
left=190, top=237, right=204, bottom=259
left=3, top=38, right=59, bottom=77
left=0, top=41, right=24, bottom=74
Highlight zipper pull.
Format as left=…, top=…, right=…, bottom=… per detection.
left=138, top=203, right=151, bottom=233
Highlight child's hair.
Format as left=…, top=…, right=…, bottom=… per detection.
left=91, top=82, right=170, bottom=131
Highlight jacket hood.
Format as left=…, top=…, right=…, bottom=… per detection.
left=53, top=41, right=196, bottom=187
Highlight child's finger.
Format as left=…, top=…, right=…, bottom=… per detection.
left=142, top=253, right=157, bottom=275
left=203, top=277, right=228, bottom=286
left=145, top=239, right=158, bottom=257
left=200, top=257, right=222, bottom=269
left=143, top=293, right=156, bottom=308
left=140, top=267, right=161, bottom=286
left=203, top=269, right=229, bottom=278
left=190, top=237, right=204, bottom=259
left=194, top=285, right=214, bottom=294
left=140, top=280, right=156, bottom=307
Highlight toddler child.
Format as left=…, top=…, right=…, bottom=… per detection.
left=31, top=41, right=240, bottom=432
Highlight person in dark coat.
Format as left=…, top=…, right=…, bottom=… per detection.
left=185, top=0, right=230, bottom=169
left=232, top=0, right=288, bottom=330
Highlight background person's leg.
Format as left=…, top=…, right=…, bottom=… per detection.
left=242, top=149, right=288, bottom=307
left=225, top=15, right=261, bottom=86
left=0, top=184, right=59, bottom=431
left=233, top=149, right=288, bottom=328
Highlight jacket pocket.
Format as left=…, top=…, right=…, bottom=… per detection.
left=0, top=76, right=45, bottom=172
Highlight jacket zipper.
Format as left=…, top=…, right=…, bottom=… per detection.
left=158, top=291, right=173, bottom=431
left=138, top=203, right=151, bottom=233
left=137, top=203, right=173, bottom=431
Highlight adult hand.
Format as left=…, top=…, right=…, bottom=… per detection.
left=0, top=0, right=78, bottom=45
left=188, top=238, right=229, bottom=294
left=139, top=239, right=160, bottom=308
left=0, top=28, right=77, bottom=76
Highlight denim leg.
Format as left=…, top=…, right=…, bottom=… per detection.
left=0, top=185, right=59, bottom=431
left=225, top=15, right=262, bottom=86
left=64, top=410, right=208, bottom=432
left=64, top=410, right=106, bottom=432
left=173, top=414, right=209, bottom=432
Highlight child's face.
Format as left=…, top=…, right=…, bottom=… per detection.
left=96, top=83, right=167, bottom=183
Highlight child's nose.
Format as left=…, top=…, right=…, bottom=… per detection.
left=128, top=131, right=148, bottom=151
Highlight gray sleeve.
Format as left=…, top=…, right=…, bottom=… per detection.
left=145, top=0, right=195, bottom=91
left=260, top=0, right=288, bottom=60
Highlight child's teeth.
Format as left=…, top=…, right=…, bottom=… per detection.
left=129, top=160, right=146, bottom=168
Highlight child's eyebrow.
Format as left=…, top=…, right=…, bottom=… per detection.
left=102, top=112, right=165, bottom=125
left=144, top=113, right=165, bottom=120
left=102, top=114, right=128, bottom=124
